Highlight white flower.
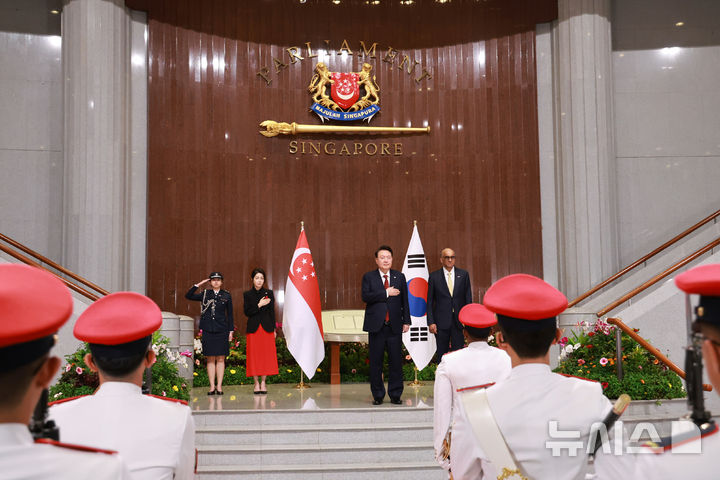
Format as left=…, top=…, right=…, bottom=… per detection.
left=151, top=344, right=160, bottom=355
left=574, top=343, right=581, bottom=350
left=487, top=335, right=495, bottom=342
left=194, top=338, right=203, bottom=354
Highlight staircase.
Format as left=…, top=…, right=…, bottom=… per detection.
left=193, top=402, right=444, bottom=479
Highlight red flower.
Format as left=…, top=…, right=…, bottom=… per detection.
left=578, top=359, right=586, bottom=365
left=633, top=328, right=640, bottom=333
left=365, top=358, right=370, bottom=364
left=586, top=345, right=593, bottom=349
left=588, top=332, right=595, bottom=337
left=601, top=382, right=609, bottom=390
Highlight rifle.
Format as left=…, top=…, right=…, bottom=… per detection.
left=28, top=388, right=59, bottom=441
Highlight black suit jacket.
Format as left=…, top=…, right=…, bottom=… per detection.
left=362, top=269, right=411, bottom=334
left=243, top=288, right=276, bottom=334
left=426, top=267, right=472, bottom=330
left=185, top=286, right=234, bottom=333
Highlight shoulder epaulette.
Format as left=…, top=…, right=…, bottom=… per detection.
left=48, top=394, right=89, bottom=407
left=557, top=373, right=599, bottom=383
left=457, top=382, right=495, bottom=393
left=146, top=393, right=189, bottom=406
left=35, top=438, right=118, bottom=455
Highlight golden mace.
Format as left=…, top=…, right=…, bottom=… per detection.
left=259, top=120, right=430, bottom=137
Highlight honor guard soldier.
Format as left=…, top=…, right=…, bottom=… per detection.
left=433, top=303, right=511, bottom=479
left=464, top=273, right=636, bottom=480
left=641, top=264, right=720, bottom=479
left=49, top=292, right=196, bottom=480
left=0, top=264, right=132, bottom=480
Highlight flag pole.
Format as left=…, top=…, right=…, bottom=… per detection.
left=407, top=366, right=424, bottom=387
left=295, top=368, right=310, bottom=389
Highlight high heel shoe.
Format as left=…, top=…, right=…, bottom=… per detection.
left=207, top=389, right=216, bottom=395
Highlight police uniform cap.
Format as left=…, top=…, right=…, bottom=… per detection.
left=459, top=303, right=497, bottom=328
left=484, top=273, right=568, bottom=321
left=675, top=264, right=720, bottom=326
left=209, top=272, right=223, bottom=280
left=0, top=264, right=73, bottom=371
left=74, top=292, right=162, bottom=345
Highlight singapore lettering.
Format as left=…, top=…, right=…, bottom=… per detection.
left=289, top=140, right=403, bottom=156
left=256, top=40, right=432, bottom=86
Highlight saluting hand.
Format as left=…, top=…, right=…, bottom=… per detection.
left=197, top=278, right=210, bottom=287
left=258, top=296, right=271, bottom=308
left=386, top=286, right=400, bottom=297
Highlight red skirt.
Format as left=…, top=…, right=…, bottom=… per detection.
left=246, top=328, right=279, bottom=376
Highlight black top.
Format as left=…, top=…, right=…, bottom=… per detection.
left=243, top=288, right=275, bottom=334
left=185, top=286, right=234, bottom=333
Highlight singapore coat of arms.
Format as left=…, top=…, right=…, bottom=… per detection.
left=307, top=62, right=380, bottom=122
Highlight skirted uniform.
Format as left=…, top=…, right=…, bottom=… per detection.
left=49, top=382, right=195, bottom=480
left=243, top=287, right=278, bottom=376
left=433, top=342, right=511, bottom=479
left=185, top=285, right=234, bottom=356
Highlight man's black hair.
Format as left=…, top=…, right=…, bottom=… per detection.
left=375, top=245, right=393, bottom=257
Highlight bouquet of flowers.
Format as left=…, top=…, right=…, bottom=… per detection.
left=553, top=319, right=685, bottom=400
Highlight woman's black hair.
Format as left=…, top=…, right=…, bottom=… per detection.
left=251, top=267, right=266, bottom=281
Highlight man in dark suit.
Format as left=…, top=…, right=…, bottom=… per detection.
left=362, top=245, right=411, bottom=405
left=427, top=248, right=473, bottom=359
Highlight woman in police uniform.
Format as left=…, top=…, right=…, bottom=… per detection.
left=243, top=268, right=279, bottom=394
left=186, top=272, right=234, bottom=395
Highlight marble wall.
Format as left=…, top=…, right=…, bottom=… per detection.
left=0, top=30, right=63, bottom=260
left=613, top=0, right=720, bottom=266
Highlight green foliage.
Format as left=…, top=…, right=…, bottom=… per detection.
left=553, top=319, right=686, bottom=400
left=50, top=332, right=190, bottom=402
left=194, top=331, right=440, bottom=385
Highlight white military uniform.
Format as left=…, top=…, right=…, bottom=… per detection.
left=639, top=423, right=719, bottom=479
left=50, top=382, right=195, bottom=480
left=433, top=342, right=512, bottom=479
left=0, top=423, right=132, bottom=480
left=483, top=363, right=636, bottom=480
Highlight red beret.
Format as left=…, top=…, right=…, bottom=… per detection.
left=484, top=273, right=568, bottom=320
left=74, top=292, right=162, bottom=345
left=0, top=264, right=73, bottom=348
left=459, top=304, right=497, bottom=328
left=675, top=264, right=720, bottom=296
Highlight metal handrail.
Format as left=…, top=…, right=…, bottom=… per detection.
left=0, top=236, right=103, bottom=302
left=569, top=207, right=720, bottom=307
left=597, top=237, right=720, bottom=317
left=607, top=317, right=712, bottom=392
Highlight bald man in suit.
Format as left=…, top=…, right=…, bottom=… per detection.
left=427, top=248, right=473, bottom=359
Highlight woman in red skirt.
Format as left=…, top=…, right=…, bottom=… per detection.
left=243, top=268, right=279, bottom=394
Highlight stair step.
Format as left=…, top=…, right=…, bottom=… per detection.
left=197, top=441, right=434, bottom=466
left=192, top=406, right=433, bottom=427
left=196, top=461, right=445, bottom=480
left=196, top=422, right=432, bottom=445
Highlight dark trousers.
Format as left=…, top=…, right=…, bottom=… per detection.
left=435, top=322, right=465, bottom=360
left=368, top=324, right=404, bottom=400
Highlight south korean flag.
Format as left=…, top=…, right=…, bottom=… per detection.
left=401, top=223, right=437, bottom=371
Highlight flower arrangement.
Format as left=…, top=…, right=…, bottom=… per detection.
left=50, top=332, right=190, bottom=401
left=553, top=319, right=685, bottom=400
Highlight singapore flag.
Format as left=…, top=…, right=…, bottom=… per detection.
left=283, top=228, right=325, bottom=379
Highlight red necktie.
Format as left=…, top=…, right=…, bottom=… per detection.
left=384, top=274, right=389, bottom=323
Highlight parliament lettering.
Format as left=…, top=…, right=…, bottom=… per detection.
left=289, top=141, right=403, bottom=156
left=256, top=40, right=432, bottom=86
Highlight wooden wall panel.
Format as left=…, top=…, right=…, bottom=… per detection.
left=143, top=0, right=557, bottom=325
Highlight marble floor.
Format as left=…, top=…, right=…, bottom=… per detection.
left=189, top=382, right=436, bottom=411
